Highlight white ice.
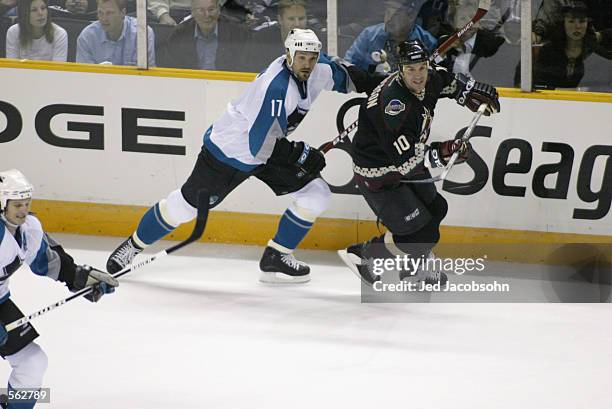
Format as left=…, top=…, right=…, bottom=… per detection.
left=2, top=234, right=611, bottom=409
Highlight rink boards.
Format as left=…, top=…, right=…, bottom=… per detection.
left=0, top=62, right=610, bottom=260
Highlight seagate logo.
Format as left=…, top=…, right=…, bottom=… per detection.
left=385, top=99, right=406, bottom=116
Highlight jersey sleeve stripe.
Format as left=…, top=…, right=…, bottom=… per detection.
left=29, top=238, right=49, bottom=276
left=318, top=53, right=349, bottom=93
left=248, top=69, right=290, bottom=159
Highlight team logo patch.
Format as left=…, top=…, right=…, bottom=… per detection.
left=209, top=195, right=219, bottom=206
left=384, top=99, right=406, bottom=116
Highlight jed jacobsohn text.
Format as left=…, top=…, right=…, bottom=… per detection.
left=372, top=255, right=486, bottom=276
left=373, top=280, right=510, bottom=293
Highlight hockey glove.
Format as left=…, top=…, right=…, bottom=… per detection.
left=454, top=73, right=501, bottom=115
left=270, top=139, right=326, bottom=176
left=427, top=139, right=471, bottom=168
left=72, top=265, right=119, bottom=302
left=472, top=29, right=505, bottom=58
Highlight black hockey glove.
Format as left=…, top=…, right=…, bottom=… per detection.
left=454, top=73, right=501, bottom=115
left=427, top=139, right=471, bottom=168
left=71, top=265, right=119, bottom=302
left=472, top=29, right=505, bottom=58
left=270, top=139, right=326, bottom=176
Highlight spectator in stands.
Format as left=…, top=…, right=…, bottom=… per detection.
left=5, top=0, right=68, bottom=61
left=48, top=0, right=97, bottom=20
left=76, top=0, right=155, bottom=66
left=417, top=0, right=452, bottom=39
left=157, top=0, right=248, bottom=70
left=0, top=0, right=16, bottom=17
left=149, top=0, right=250, bottom=26
left=244, top=0, right=319, bottom=72
left=534, top=0, right=611, bottom=41
left=533, top=0, right=612, bottom=58
left=519, top=0, right=611, bottom=89
left=344, top=0, right=437, bottom=73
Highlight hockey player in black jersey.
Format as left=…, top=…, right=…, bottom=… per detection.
left=338, top=40, right=501, bottom=286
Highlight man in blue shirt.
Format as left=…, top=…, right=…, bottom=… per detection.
left=157, top=0, right=248, bottom=70
left=76, top=0, right=155, bottom=66
left=344, top=0, right=437, bottom=73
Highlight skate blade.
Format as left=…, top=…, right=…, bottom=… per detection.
left=337, top=250, right=374, bottom=286
left=259, top=271, right=311, bottom=284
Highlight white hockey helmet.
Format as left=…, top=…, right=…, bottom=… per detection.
left=0, top=169, right=33, bottom=211
left=284, top=28, right=322, bottom=63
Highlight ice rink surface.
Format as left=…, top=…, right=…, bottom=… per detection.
left=1, top=234, right=611, bottom=409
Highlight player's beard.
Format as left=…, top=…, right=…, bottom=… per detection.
left=297, top=70, right=311, bottom=81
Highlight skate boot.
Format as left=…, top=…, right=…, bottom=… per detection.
left=400, top=251, right=448, bottom=286
left=421, top=270, right=448, bottom=286
left=106, top=236, right=143, bottom=274
left=259, top=246, right=311, bottom=283
left=338, top=240, right=383, bottom=286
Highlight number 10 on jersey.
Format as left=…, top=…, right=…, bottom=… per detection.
left=393, top=135, right=411, bottom=154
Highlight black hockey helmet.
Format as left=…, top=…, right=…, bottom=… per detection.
left=396, top=40, right=429, bottom=66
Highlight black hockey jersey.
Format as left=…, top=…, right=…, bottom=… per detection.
left=351, top=65, right=459, bottom=187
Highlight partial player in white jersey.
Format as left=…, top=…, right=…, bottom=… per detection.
left=107, top=28, right=383, bottom=284
left=0, top=169, right=118, bottom=409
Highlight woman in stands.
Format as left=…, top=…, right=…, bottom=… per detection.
left=5, top=0, right=67, bottom=61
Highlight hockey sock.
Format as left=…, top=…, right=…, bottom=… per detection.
left=135, top=202, right=177, bottom=246
left=271, top=208, right=314, bottom=252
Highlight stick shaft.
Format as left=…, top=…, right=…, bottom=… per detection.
left=5, top=190, right=210, bottom=332
left=404, top=103, right=488, bottom=184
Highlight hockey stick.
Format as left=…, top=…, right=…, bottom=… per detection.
left=319, top=0, right=492, bottom=154
left=431, top=0, right=492, bottom=64
left=320, top=118, right=358, bottom=154
left=403, top=103, right=488, bottom=184
left=4, top=190, right=210, bottom=332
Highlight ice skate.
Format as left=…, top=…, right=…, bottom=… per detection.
left=338, top=242, right=381, bottom=286
left=259, top=246, right=311, bottom=283
left=106, top=236, right=143, bottom=274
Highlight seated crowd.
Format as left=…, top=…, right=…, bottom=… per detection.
left=1, top=0, right=611, bottom=91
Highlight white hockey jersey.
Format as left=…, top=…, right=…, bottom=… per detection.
left=203, top=54, right=356, bottom=171
left=0, top=215, right=64, bottom=302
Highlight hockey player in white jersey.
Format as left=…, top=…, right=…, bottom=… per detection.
left=107, top=28, right=382, bottom=283
left=0, top=169, right=118, bottom=409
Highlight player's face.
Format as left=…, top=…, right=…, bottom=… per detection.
left=3, top=198, right=31, bottom=226
left=29, top=0, right=48, bottom=31
left=289, top=51, right=318, bottom=81
left=97, top=1, right=125, bottom=37
left=192, top=0, right=220, bottom=34
left=564, top=15, right=588, bottom=41
left=279, top=5, right=307, bottom=34
left=400, top=61, right=429, bottom=93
